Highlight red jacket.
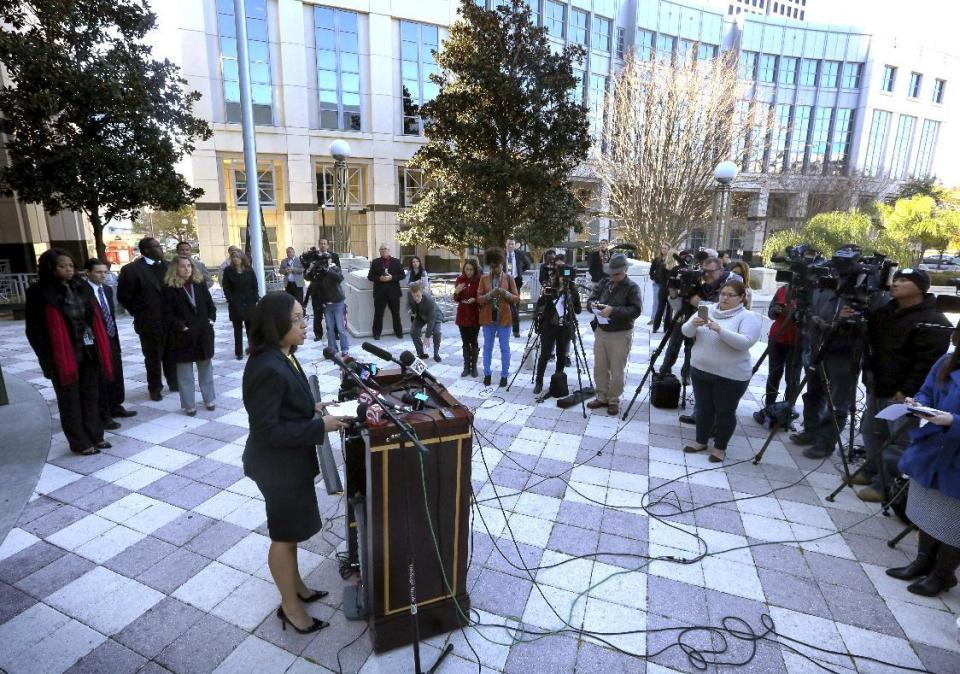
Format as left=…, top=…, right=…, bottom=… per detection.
left=768, top=285, right=799, bottom=345
left=453, top=273, right=481, bottom=327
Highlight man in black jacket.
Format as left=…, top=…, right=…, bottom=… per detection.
left=857, top=268, right=952, bottom=501
left=649, top=244, right=670, bottom=330
left=505, top=238, right=531, bottom=337
left=588, top=239, right=612, bottom=284
left=586, top=253, right=643, bottom=416
left=367, top=243, right=404, bottom=339
left=117, top=238, right=177, bottom=400
left=304, top=238, right=342, bottom=342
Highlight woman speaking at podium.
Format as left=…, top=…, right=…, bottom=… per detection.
left=242, top=292, right=346, bottom=634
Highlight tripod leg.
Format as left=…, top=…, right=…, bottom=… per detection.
left=887, top=524, right=917, bottom=549
left=621, top=310, right=685, bottom=420
left=507, top=326, right=540, bottom=391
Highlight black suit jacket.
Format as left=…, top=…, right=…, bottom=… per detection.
left=504, top=249, right=531, bottom=287
left=367, top=256, right=404, bottom=298
left=117, top=258, right=168, bottom=337
left=90, top=283, right=122, bottom=350
left=161, top=282, right=217, bottom=363
left=242, top=347, right=324, bottom=485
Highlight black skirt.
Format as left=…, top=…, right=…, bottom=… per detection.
left=255, top=473, right=322, bottom=543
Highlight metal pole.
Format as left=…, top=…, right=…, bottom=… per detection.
left=718, top=185, right=729, bottom=252
left=234, top=0, right=265, bottom=296
left=710, top=187, right=720, bottom=250
left=334, top=159, right=348, bottom=255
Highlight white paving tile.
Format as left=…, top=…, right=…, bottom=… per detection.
left=1, top=612, right=104, bottom=674
left=46, top=514, right=116, bottom=551
left=34, top=463, right=83, bottom=495
left=193, top=490, right=251, bottom=519
left=836, top=622, right=925, bottom=674
left=212, top=635, right=296, bottom=674
left=582, top=597, right=646, bottom=655
left=47, top=566, right=163, bottom=635
left=887, top=598, right=960, bottom=653
left=0, top=528, right=40, bottom=562
left=74, top=524, right=146, bottom=563
left=113, top=464, right=168, bottom=490
left=128, top=444, right=198, bottom=471
left=0, top=603, right=73, bottom=671
left=218, top=532, right=273, bottom=574
left=173, top=560, right=249, bottom=611
left=210, top=577, right=279, bottom=631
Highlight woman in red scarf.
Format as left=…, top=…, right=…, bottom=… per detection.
left=25, top=249, right=114, bottom=456
left=453, top=258, right=481, bottom=377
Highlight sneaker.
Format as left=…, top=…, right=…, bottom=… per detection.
left=802, top=446, right=832, bottom=459
left=857, top=486, right=884, bottom=502
left=789, top=431, right=814, bottom=445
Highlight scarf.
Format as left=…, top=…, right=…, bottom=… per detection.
left=45, top=298, right=113, bottom=387
left=710, top=303, right=745, bottom=320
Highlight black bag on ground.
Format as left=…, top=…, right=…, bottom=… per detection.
left=650, top=373, right=680, bottom=409
left=547, top=371, right=569, bottom=399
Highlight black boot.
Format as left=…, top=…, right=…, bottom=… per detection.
left=470, top=345, right=479, bottom=378
left=461, top=351, right=470, bottom=377
left=907, top=543, right=960, bottom=597
left=533, top=378, right=543, bottom=395
left=887, top=529, right=939, bottom=580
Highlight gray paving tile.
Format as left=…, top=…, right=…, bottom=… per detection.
left=599, top=509, right=649, bottom=541
left=136, top=548, right=210, bottom=594
left=152, top=512, right=217, bottom=547
left=821, top=582, right=906, bottom=637
left=547, top=522, right=600, bottom=557
left=805, top=551, right=874, bottom=592
left=646, top=613, right=715, bottom=673
left=490, top=465, right=531, bottom=491
left=914, top=642, right=960, bottom=674
left=595, top=533, right=648, bottom=569
left=46, top=476, right=112, bottom=505
left=254, top=601, right=337, bottom=656
left=190, top=421, right=247, bottom=443
left=693, top=505, right=746, bottom=536
left=840, top=531, right=911, bottom=568
left=114, top=597, right=206, bottom=659
left=163, top=433, right=229, bottom=456
left=14, top=495, right=61, bottom=526
left=155, top=613, right=246, bottom=674
left=20, top=503, right=89, bottom=538
left=65, top=638, right=146, bottom=674
left=485, top=538, right=543, bottom=578
left=0, top=581, right=36, bottom=624
left=505, top=634, right=578, bottom=674
left=104, top=536, right=177, bottom=578
left=646, top=575, right=709, bottom=624
left=49, top=450, right=122, bottom=476
left=14, top=552, right=95, bottom=599
left=748, top=541, right=813, bottom=578
left=71, top=483, right=133, bottom=511
left=184, top=520, right=249, bottom=559
left=0, top=540, right=67, bottom=584
left=574, top=641, right=645, bottom=673
left=757, top=567, right=832, bottom=619
left=555, top=501, right=604, bottom=532
left=470, top=568, right=533, bottom=617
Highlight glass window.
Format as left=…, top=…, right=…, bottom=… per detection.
left=569, top=8, right=587, bottom=45
left=807, top=107, right=831, bottom=174
left=697, top=43, right=717, bottom=61
left=933, top=78, right=946, bottom=104
left=545, top=1, right=565, bottom=39
left=890, top=115, right=916, bottom=179
left=592, top=16, right=611, bottom=52
left=655, top=34, right=675, bottom=63
left=827, top=108, right=853, bottom=175
left=820, top=61, right=839, bottom=88
left=779, top=57, right=797, bottom=85
left=588, top=74, right=608, bottom=145
left=798, top=59, right=817, bottom=86
left=400, top=21, right=440, bottom=136
left=758, top=54, right=777, bottom=83
left=768, top=104, right=792, bottom=173
left=688, top=228, right=706, bottom=251
left=616, top=26, right=625, bottom=58
left=882, top=65, right=896, bottom=93
left=217, top=1, right=273, bottom=125
left=235, top=168, right=276, bottom=207
left=746, top=104, right=769, bottom=173
left=678, top=39, right=695, bottom=65
left=841, top=62, right=861, bottom=89
left=788, top=105, right=811, bottom=172
left=739, top=51, right=757, bottom=80
left=317, top=166, right=363, bottom=206
left=315, top=8, right=361, bottom=131
left=909, top=72, right=922, bottom=98
left=732, top=100, right=751, bottom=167
left=637, top=30, right=654, bottom=62
left=397, top=166, right=425, bottom=208
left=863, top=110, right=892, bottom=177
left=915, top=119, right=940, bottom=178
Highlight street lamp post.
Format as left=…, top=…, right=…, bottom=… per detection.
left=329, top=140, right=351, bottom=256
left=711, top=160, right=739, bottom=251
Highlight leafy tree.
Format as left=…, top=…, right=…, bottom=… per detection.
left=880, top=195, right=960, bottom=265
left=0, top=0, right=211, bottom=261
left=398, top=0, right=590, bottom=252
left=133, top=206, right=197, bottom=247
left=887, top=176, right=945, bottom=206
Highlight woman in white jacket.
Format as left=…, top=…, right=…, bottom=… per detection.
left=681, top=280, right=761, bottom=462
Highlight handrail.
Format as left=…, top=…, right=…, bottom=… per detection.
left=0, top=273, right=37, bottom=304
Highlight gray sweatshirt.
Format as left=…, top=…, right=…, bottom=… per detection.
left=681, top=303, right=761, bottom=381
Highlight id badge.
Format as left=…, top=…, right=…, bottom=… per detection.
left=82, top=331, right=95, bottom=346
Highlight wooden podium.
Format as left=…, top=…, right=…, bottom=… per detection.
left=342, top=371, right=473, bottom=653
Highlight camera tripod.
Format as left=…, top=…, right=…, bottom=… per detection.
left=508, top=280, right=594, bottom=417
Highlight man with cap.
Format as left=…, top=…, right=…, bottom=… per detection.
left=586, top=253, right=643, bottom=415
left=856, top=267, right=952, bottom=501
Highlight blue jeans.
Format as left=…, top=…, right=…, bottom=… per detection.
left=324, top=302, right=349, bottom=353
left=482, top=324, right=512, bottom=377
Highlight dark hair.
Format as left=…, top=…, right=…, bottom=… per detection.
left=37, top=248, right=76, bottom=285
left=937, top=327, right=960, bottom=385
left=84, top=257, right=107, bottom=272
left=485, top=247, right=504, bottom=267
left=249, top=292, right=298, bottom=355
left=542, top=250, right=555, bottom=264
left=721, top=279, right=747, bottom=297
left=138, top=237, right=156, bottom=254
left=462, top=258, right=480, bottom=279
left=176, top=241, right=191, bottom=251
left=408, top=255, right=425, bottom=280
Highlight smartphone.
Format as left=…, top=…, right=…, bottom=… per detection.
left=697, top=305, right=709, bottom=321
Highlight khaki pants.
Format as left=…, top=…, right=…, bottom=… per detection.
left=594, top=328, right=633, bottom=403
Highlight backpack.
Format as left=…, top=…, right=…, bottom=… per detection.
left=650, top=373, right=680, bottom=409
left=547, top=371, right=569, bottom=399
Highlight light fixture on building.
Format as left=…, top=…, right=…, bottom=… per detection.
left=712, top=160, right=739, bottom=250
left=329, top=140, right=351, bottom=255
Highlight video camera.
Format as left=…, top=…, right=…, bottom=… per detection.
left=301, top=248, right=335, bottom=283
left=665, top=251, right=705, bottom=299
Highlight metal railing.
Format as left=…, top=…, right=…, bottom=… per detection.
left=0, top=273, right=36, bottom=306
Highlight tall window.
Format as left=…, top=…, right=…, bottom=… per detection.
left=779, top=57, right=797, bottom=85
left=882, top=65, right=897, bottom=93
left=889, top=115, right=916, bottom=179
left=739, top=51, right=757, bottom=80
left=615, top=27, right=625, bottom=58
left=864, top=110, right=892, bottom=177
left=909, top=72, right=922, bottom=98
left=317, top=166, right=363, bottom=206
left=807, top=107, right=832, bottom=174
left=933, top=79, right=946, bottom=104
left=768, top=104, right=792, bottom=173
left=592, top=16, right=611, bottom=52
left=397, top=166, right=425, bottom=208
left=841, top=62, right=861, bottom=89
left=746, top=104, right=769, bottom=173
left=758, top=54, right=777, bottom=83
left=545, top=1, right=565, bottom=39
left=820, top=61, right=839, bottom=88
left=697, top=43, right=717, bottom=61
left=688, top=228, right=706, bottom=251
left=400, top=21, right=439, bottom=136
left=827, top=108, right=853, bottom=176
left=655, top=34, right=675, bottom=62
left=914, top=120, right=940, bottom=178
left=217, top=0, right=272, bottom=125
left=316, top=8, right=361, bottom=131
left=732, top=100, right=751, bottom=166
left=636, top=30, right=654, bottom=61
left=788, top=105, right=811, bottom=172
left=235, top=168, right=276, bottom=207
left=569, top=8, right=587, bottom=45
left=798, top=59, right=818, bottom=86
left=588, top=74, right=608, bottom=144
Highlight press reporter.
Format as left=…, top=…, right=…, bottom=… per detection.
left=242, top=292, right=348, bottom=633
left=760, top=279, right=801, bottom=413
left=885, top=339, right=960, bottom=597
left=453, top=258, right=481, bottom=377
left=534, top=264, right=582, bottom=395
left=586, top=253, right=642, bottom=416
left=477, top=247, right=519, bottom=387
left=681, top=280, right=761, bottom=462
left=857, top=268, right=951, bottom=502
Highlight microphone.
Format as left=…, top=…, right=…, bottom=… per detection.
left=399, top=350, right=438, bottom=383
left=365, top=403, right=386, bottom=425
left=323, top=346, right=345, bottom=365
left=362, top=341, right=398, bottom=363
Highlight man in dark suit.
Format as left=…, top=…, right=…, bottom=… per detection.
left=304, top=238, right=342, bottom=342
left=504, top=238, right=531, bottom=337
left=366, top=243, right=404, bottom=339
left=84, top=258, right=137, bottom=427
left=589, top=239, right=611, bottom=284
left=118, top=237, right=178, bottom=400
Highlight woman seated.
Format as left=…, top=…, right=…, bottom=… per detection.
left=680, top=280, right=761, bottom=462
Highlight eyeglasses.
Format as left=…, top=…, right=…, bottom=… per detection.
left=718, top=292, right=741, bottom=298
left=292, top=314, right=305, bottom=323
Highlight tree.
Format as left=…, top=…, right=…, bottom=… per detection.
left=880, top=194, right=960, bottom=265
left=132, top=206, right=197, bottom=247
left=595, top=52, right=741, bottom=260
left=0, top=0, right=211, bottom=261
left=398, top=0, right=590, bottom=252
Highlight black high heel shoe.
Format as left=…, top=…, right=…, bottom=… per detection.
left=298, top=589, right=329, bottom=603
left=276, top=606, right=329, bottom=634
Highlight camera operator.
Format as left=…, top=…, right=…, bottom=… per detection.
left=855, top=268, right=951, bottom=502
left=539, top=250, right=557, bottom=288
left=589, top=239, right=611, bottom=284
left=534, top=262, right=582, bottom=395
left=587, top=253, right=642, bottom=416
left=303, top=239, right=341, bottom=343
left=760, top=278, right=801, bottom=414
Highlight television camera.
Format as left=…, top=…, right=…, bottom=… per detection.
left=301, top=248, right=336, bottom=283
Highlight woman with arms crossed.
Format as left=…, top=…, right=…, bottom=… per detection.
left=242, top=292, right=348, bottom=632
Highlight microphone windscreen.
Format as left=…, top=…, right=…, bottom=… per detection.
left=362, top=341, right=395, bottom=362
left=322, top=346, right=337, bottom=361
left=398, top=350, right=416, bottom=367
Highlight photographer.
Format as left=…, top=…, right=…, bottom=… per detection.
left=312, top=247, right=349, bottom=356
left=649, top=244, right=672, bottom=332
left=587, top=253, right=643, bottom=416
left=539, top=250, right=557, bottom=287
left=534, top=263, right=582, bottom=395
left=760, top=279, right=801, bottom=414
left=408, top=281, right=442, bottom=363
left=856, top=268, right=951, bottom=502
left=303, top=239, right=341, bottom=343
